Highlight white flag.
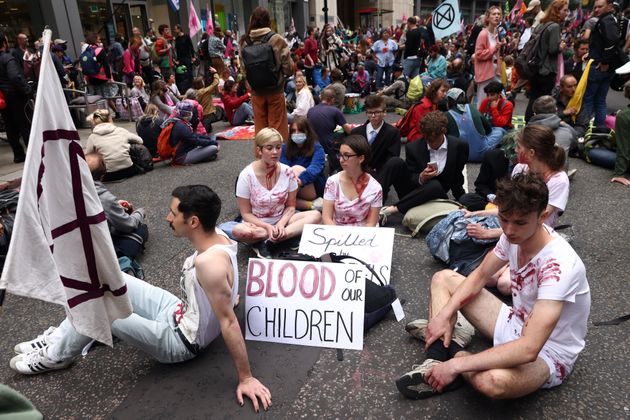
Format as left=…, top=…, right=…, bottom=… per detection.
left=431, top=0, right=462, bottom=40
left=0, top=30, right=132, bottom=346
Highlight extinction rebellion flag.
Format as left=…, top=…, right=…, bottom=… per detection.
left=0, top=29, right=132, bottom=346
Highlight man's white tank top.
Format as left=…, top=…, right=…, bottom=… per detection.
left=174, top=229, right=239, bottom=348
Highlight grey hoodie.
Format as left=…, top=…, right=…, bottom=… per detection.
left=528, top=113, right=577, bottom=155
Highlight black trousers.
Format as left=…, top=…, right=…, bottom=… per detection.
left=1, top=94, right=31, bottom=161
left=525, top=72, right=556, bottom=122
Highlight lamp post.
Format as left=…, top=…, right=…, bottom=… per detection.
left=323, top=0, right=329, bottom=24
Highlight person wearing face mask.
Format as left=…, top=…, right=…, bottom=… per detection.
left=280, top=116, right=326, bottom=210
left=227, top=128, right=322, bottom=258
left=164, top=101, right=219, bottom=165
left=463, top=124, right=569, bottom=294
left=322, top=135, right=383, bottom=227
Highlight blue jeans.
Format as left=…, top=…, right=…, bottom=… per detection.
left=47, top=274, right=195, bottom=364
left=233, top=102, right=253, bottom=126
left=375, top=66, right=392, bottom=89
left=581, top=67, right=614, bottom=127
left=403, top=58, right=421, bottom=79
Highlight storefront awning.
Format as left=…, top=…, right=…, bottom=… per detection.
left=357, top=7, right=394, bottom=14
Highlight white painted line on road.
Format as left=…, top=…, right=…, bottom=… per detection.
left=463, top=164, right=469, bottom=193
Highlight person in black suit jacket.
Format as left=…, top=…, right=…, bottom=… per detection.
left=350, top=95, right=401, bottom=201
left=379, top=111, right=469, bottom=223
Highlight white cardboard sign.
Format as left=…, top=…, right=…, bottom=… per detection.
left=245, top=258, right=365, bottom=350
left=298, top=224, right=395, bottom=284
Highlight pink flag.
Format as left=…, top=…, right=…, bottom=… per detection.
left=402, top=14, right=406, bottom=22
left=189, top=0, right=201, bottom=38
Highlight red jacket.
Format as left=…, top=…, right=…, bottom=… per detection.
left=397, top=97, right=435, bottom=142
left=479, top=97, right=513, bottom=129
left=223, top=92, right=250, bottom=125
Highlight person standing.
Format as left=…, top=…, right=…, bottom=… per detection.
left=402, top=17, right=422, bottom=79
left=207, top=27, right=227, bottom=78
left=474, top=6, right=504, bottom=105
left=372, top=29, right=398, bottom=89
left=156, top=24, right=175, bottom=80
left=524, top=0, right=569, bottom=122
left=240, top=7, right=293, bottom=141
left=173, top=24, right=196, bottom=92
left=303, top=27, right=319, bottom=85
left=580, top=0, right=621, bottom=128
left=0, top=30, right=32, bottom=163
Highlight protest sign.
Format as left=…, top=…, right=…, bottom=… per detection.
left=245, top=258, right=365, bottom=350
left=298, top=224, right=395, bottom=284
left=432, top=0, right=462, bottom=40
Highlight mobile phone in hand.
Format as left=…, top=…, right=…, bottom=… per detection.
left=428, top=161, right=438, bottom=172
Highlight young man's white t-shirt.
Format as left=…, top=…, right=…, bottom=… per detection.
left=493, top=226, right=591, bottom=388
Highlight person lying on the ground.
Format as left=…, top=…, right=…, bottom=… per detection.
left=10, top=185, right=272, bottom=412
left=166, top=101, right=219, bottom=165
left=464, top=125, right=569, bottom=294
left=611, top=80, right=630, bottom=186
left=83, top=109, right=143, bottom=182
left=229, top=128, right=321, bottom=258
left=478, top=81, right=513, bottom=130
left=396, top=173, right=590, bottom=400
left=86, top=153, right=148, bottom=260
left=280, top=116, right=326, bottom=211
left=322, top=135, right=383, bottom=226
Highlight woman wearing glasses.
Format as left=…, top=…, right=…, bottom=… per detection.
left=230, top=128, right=321, bottom=258
left=322, top=135, right=383, bottom=226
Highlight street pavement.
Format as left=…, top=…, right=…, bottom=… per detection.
left=0, top=92, right=629, bottom=419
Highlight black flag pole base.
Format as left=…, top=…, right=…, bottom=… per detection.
left=0, top=288, right=5, bottom=308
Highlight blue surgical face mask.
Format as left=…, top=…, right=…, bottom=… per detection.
left=291, top=133, right=307, bottom=145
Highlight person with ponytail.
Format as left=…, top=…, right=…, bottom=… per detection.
left=465, top=124, right=570, bottom=294
left=230, top=128, right=321, bottom=258
left=322, top=135, right=383, bottom=227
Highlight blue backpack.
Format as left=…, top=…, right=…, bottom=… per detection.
left=80, top=46, right=102, bottom=76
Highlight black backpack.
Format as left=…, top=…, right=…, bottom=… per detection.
left=241, top=32, right=279, bottom=90
left=277, top=252, right=398, bottom=332
left=515, top=22, right=553, bottom=80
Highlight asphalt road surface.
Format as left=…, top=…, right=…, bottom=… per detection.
left=1, top=92, right=629, bottom=419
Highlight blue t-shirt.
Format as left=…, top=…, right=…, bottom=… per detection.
left=307, top=103, right=347, bottom=150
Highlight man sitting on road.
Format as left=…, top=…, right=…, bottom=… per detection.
left=9, top=185, right=272, bottom=412
left=556, top=75, right=588, bottom=138
left=396, top=173, right=590, bottom=400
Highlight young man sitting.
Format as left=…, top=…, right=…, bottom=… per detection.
left=396, top=173, right=590, bottom=400
left=478, top=81, right=513, bottom=130
left=9, top=185, right=271, bottom=412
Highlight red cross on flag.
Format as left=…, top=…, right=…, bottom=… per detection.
left=0, top=29, right=132, bottom=347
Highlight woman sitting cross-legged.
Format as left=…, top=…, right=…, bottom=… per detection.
left=231, top=128, right=322, bottom=258
left=165, top=101, right=219, bottom=165
left=280, top=116, right=326, bottom=211
left=322, top=135, right=383, bottom=226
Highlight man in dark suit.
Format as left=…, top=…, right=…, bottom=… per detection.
left=351, top=95, right=401, bottom=201
left=379, top=111, right=469, bottom=224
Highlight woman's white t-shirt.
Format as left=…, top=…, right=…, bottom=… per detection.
left=323, top=172, right=383, bottom=226
left=511, top=164, right=569, bottom=227
left=236, top=163, right=298, bottom=225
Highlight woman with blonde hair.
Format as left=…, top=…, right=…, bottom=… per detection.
left=136, top=103, right=164, bottom=157
left=229, top=128, right=321, bottom=258
left=524, top=0, right=569, bottom=121
left=474, top=6, right=504, bottom=105
left=287, top=75, right=314, bottom=124
left=84, top=109, right=144, bottom=181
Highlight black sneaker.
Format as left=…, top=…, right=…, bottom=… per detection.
left=251, top=241, right=273, bottom=259
left=13, top=155, right=25, bottom=164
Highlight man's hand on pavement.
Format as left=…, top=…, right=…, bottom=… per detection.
left=236, top=377, right=272, bottom=412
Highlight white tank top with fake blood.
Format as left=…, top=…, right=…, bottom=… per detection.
left=175, top=229, right=239, bottom=348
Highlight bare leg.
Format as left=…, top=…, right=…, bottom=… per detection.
left=611, top=176, right=630, bottom=186
left=455, top=351, right=550, bottom=399
left=486, top=264, right=511, bottom=295
left=283, top=210, right=321, bottom=239
left=232, top=222, right=269, bottom=244
left=429, top=270, right=503, bottom=340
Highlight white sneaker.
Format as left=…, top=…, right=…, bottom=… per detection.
left=14, top=326, right=58, bottom=354
left=405, top=312, right=475, bottom=348
left=312, top=197, right=324, bottom=211
left=9, top=348, right=73, bottom=375
left=395, top=359, right=442, bottom=399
